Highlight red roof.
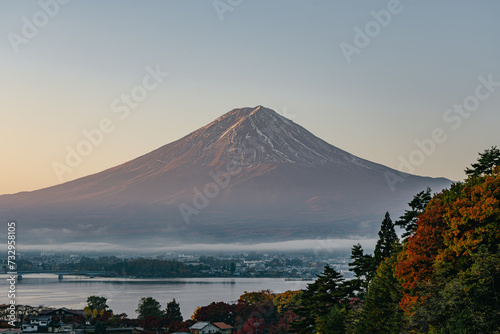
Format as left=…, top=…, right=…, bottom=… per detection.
left=213, top=323, right=233, bottom=330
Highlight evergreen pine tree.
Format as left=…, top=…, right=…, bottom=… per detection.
left=290, top=266, right=351, bottom=334
left=165, top=298, right=183, bottom=322
left=373, top=212, right=398, bottom=267
left=348, top=243, right=374, bottom=296
left=362, top=251, right=407, bottom=334
left=395, top=188, right=432, bottom=239
left=465, top=146, right=500, bottom=177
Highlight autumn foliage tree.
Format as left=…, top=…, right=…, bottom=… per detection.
left=191, top=290, right=303, bottom=334
left=85, top=296, right=112, bottom=324
left=192, top=301, right=237, bottom=325
left=396, top=189, right=452, bottom=312
left=240, top=317, right=267, bottom=334
left=395, top=150, right=500, bottom=332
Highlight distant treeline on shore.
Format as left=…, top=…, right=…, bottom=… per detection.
left=62, top=257, right=219, bottom=277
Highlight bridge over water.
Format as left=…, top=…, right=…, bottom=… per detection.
left=11, top=271, right=114, bottom=280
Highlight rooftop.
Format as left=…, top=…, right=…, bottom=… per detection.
left=189, top=322, right=212, bottom=330
left=213, top=322, right=233, bottom=330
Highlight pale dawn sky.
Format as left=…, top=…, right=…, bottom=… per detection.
left=1, top=0, right=499, bottom=194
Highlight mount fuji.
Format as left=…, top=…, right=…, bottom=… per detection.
left=0, top=106, right=451, bottom=249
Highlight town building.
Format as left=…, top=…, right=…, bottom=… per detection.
left=189, top=322, right=233, bottom=334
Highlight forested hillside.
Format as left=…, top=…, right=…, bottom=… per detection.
left=290, top=147, right=500, bottom=333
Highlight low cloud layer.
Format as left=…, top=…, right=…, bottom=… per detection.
left=19, top=238, right=378, bottom=255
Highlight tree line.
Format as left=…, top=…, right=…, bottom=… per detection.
left=289, top=146, right=500, bottom=333
left=59, top=257, right=208, bottom=277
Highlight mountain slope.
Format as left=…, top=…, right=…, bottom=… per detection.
left=0, top=106, right=451, bottom=247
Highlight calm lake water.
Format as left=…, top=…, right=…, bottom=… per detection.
left=2, top=274, right=311, bottom=319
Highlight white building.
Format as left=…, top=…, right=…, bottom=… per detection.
left=189, top=322, right=221, bottom=334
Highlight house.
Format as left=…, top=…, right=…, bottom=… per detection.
left=213, top=323, right=233, bottom=334
left=21, top=323, right=39, bottom=333
left=21, top=315, right=52, bottom=333
left=29, top=315, right=53, bottom=331
left=20, top=311, right=79, bottom=334
left=29, top=315, right=52, bottom=327
left=189, top=322, right=233, bottom=334
left=189, top=322, right=220, bottom=334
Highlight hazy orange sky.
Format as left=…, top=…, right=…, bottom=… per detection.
left=1, top=1, right=499, bottom=195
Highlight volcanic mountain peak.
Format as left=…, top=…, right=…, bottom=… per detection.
left=198, top=105, right=290, bottom=141
left=213, top=105, right=275, bottom=120
left=0, top=105, right=453, bottom=247
left=154, top=105, right=371, bottom=169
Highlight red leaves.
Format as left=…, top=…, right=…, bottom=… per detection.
left=397, top=195, right=447, bottom=293
left=396, top=172, right=500, bottom=314
left=239, top=317, right=267, bottom=334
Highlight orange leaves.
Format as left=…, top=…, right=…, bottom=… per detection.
left=396, top=197, right=448, bottom=313
left=399, top=294, right=419, bottom=315
left=443, top=173, right=500, bottom=259
left=396, top=171, right=500, bottom=313
left=397, top=195, right=447, bottom=286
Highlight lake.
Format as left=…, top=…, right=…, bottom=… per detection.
left=3, top=274, right=312, bottom=319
